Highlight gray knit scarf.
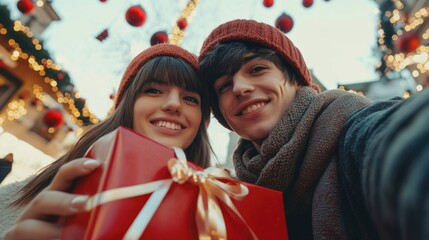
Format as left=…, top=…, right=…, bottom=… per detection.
left=233, top=86, right=372, bottom=239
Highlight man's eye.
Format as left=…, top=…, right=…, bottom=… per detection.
left=250, top=66, right=266, bottom=73
left=217, top=81, right=232, bottom=94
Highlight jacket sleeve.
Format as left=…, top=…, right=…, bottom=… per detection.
left=338, top=89, right=429, bottom=240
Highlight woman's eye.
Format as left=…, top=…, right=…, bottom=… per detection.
left=144, top=88, right=162, bottom=94
left=250, top=66, right=266, bottom=73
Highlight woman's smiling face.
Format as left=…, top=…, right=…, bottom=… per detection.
left=133, top=80, right=202, bottom=149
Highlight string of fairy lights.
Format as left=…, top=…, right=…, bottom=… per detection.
left=169, top=0, right=199, bottom=46
left=377, top=0, right=428, bottom=83
left=0, top=19, right=100, bottom=129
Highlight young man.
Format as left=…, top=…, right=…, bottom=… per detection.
left=199, top=19, right=429, bottom=239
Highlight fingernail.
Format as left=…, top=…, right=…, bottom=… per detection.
left=83, top=159, right=101, bottom=170
left=71, top=195, right=89, bottom=211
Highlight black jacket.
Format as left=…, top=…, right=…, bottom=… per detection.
left=338, top=88, right=429, bottom=240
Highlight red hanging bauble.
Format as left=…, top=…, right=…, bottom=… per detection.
left=177, top=18, right=188, bottom=30
left=43, top=109, right=64, bottom=128
left=125, top=5, right=146, bottom=27
left=100, top=0, right=107, bottom=2
left=17, top=0, right=34, bottom=14
left=275, top=13, right=294, bottom=33
left=96, top=29, right=109, bottom=42
left=150, top=31, right=169, bottom=46
left=303, top=0, right=314, bottom=8
left=263, top=0, right=274, bottom=8
left=396, top=32, right=421, bottom=54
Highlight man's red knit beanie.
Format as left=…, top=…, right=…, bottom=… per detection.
left=199, top=19, right=318, bottom=88
left=115, top=44, right=199, bottom=108
left=199, top=19, right=320, bottom=130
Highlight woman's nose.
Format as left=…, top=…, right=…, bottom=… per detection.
left=161, top=92, right=181, bottom=113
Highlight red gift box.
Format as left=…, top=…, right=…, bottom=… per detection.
left=62, top=127, right=288, bottom=239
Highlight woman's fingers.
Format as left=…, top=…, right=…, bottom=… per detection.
left=47, top=158, right=101, bottom=191
left=4, top=219, right=61, bottom=240
left=16, top=158, right=100, bottom=222
left=4, top=158, right=101, bottom=239
left=18, top=191, right=88, bottom=221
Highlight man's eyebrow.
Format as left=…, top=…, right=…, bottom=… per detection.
left=242, top=54, right=259, bottom=64
left=220, top=54, right=261, bottom=82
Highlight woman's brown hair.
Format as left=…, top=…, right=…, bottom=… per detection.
left=14, top=56, right=212, bottom=206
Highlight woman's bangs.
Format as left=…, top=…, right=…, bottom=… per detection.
left=149, top=57, right=201, bottom=94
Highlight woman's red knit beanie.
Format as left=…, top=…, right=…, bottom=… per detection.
left=115, top=44, right=199, bottom=108
left=199, top=19, right=320, bottom=130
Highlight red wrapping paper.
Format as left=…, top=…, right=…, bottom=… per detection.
left=62, top=127, right=288, bottom=239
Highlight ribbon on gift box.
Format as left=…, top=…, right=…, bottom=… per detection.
left=84, top=147, right=258, bottom=240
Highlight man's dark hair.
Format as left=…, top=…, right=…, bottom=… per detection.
left=200, top=41, right=298, bottom=89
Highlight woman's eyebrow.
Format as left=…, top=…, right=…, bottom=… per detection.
left=147, top=78, right=167, bottom=85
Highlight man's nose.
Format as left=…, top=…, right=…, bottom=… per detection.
left=232, top=74, right=254, bottom=97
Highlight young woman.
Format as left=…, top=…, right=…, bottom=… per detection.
left=1, top=44, right=212, bottom=239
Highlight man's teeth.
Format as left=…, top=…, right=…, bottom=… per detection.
left=242, top=102, right=265, bottom=114
left=154, top=121, right=181, bottom=130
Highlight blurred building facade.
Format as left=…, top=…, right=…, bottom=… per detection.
left=0, top=1, right=77, bottom=158
left=0, top=1, right=95, bottom=185
left=18, top=0, right=60, bottom=37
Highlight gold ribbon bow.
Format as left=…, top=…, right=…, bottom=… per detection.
left=168, top=150, right=257, bottom=240
left=84, top=147, right=257, bottom=240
